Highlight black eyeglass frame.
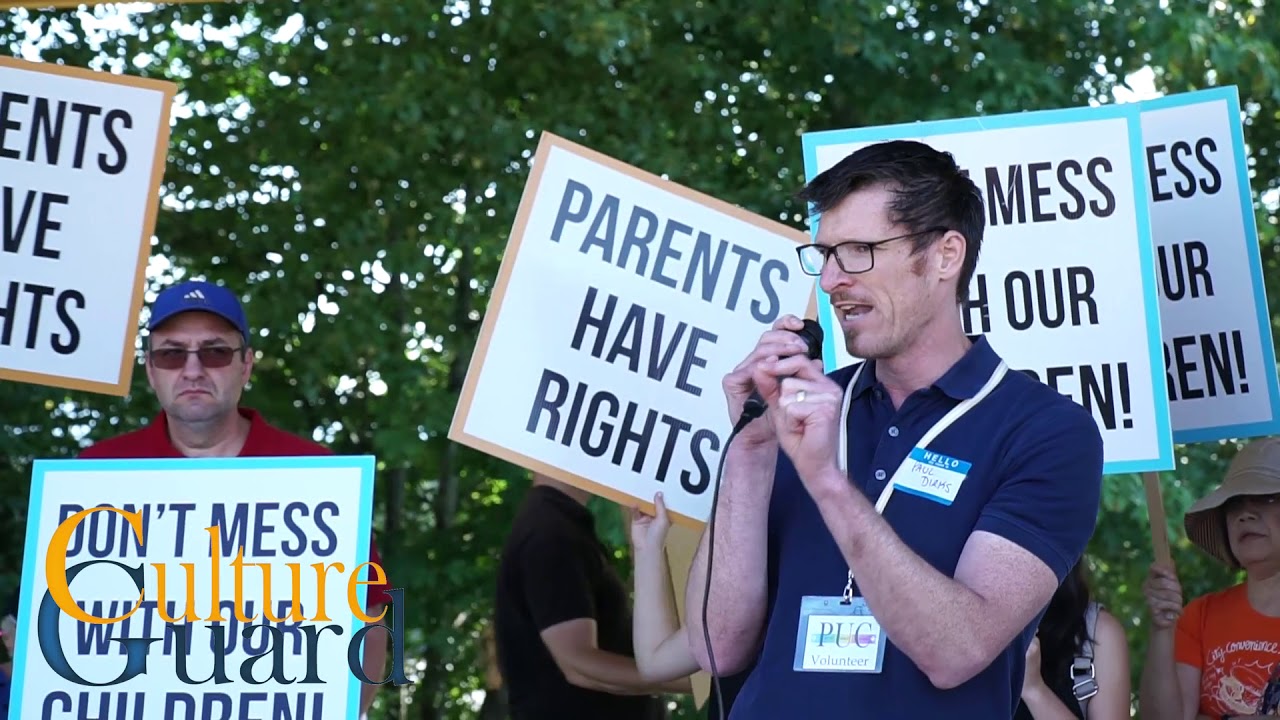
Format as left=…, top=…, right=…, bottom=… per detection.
left=795, top=225, right=951, bottom=276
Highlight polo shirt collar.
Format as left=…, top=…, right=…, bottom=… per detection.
left=848, top=335, right=1002, bottom=402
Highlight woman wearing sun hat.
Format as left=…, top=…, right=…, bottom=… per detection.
left=1138, top=437, right=1280, bottom=720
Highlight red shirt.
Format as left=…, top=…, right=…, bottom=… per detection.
left=78, top=407, right=393, bottom=610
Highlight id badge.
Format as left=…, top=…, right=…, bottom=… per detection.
left=793, top=595, right=886, bottom=673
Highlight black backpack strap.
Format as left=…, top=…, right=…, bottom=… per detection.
left=1071, top=602, right=1101, bottom=718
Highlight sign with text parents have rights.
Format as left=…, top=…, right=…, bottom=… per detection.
left=0, top=57, right=176, bottom=396
left=804, top=103, right=1175, bottom=475
left=10, top=456, right=405, bottom=720
left=449, top=132, right=817, bottom=525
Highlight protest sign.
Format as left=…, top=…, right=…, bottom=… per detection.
left=1139, top=86, right=1280, bottom=444
left=11, top=456, right=384, bottom=720
left=449, top=132, right=817, bottom=525
left=802, top=104, right=1175, bottom=475
left=0, top=56, right=175, bottom=396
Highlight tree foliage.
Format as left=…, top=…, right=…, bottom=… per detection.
left=1, top=0, right=1278, bottom=717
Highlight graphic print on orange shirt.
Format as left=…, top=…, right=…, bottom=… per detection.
left=1200, top=641, right=1280, bottom=715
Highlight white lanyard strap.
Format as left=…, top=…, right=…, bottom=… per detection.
left=836, top=358, right=1009, bottom=600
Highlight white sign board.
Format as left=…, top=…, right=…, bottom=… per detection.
left=11, top=456, right=377, bottom=720
left=1139, top=87, right=1280, bottom=444
left=802, top=104, right=1175, bottom=475
left=0, top=57, right=175, bottom=396
left=450, top=132, right=817, bottom=525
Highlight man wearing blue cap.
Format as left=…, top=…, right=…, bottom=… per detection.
left=77, top=279, right=394, bottom=716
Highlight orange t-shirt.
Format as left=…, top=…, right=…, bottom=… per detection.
left=1174, top=583, right=1280, bottom=717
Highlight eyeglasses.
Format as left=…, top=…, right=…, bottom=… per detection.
left=796, top=226, right=949, bottom=276
left=148, top=346, right=244, bottom=370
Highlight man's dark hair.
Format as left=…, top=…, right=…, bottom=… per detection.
left=796, top=139, right=986, bottom=301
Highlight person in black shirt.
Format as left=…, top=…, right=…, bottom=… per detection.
left=495, top=474, right=689, bottom=719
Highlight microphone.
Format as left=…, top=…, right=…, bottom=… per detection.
left=737, top=318, right=825, bottom=424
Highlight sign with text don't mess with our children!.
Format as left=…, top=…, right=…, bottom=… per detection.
left=450, top=132, right=817, bottom=525
left=1138, top=86, right=1280, bottom=445
left=11, top=456, right=391, bottom=720
left=0, top=57, right=175, bottom=396
left=803, top=104, right=1174, bottom=475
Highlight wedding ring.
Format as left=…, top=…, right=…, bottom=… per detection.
left=796, top=390, right=806, bottom=404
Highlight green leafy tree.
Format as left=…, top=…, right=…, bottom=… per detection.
left=2, top=1, right=1277, bottom=717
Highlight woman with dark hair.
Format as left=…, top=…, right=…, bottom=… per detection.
left=1017, top=561, right=1132, bottom=719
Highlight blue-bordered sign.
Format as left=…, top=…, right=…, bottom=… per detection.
left=801, top=103, right=1175, bottom=475
left=12, top=455, right=376, bottom=720
left=1137, top=86, right=1280, bottom=445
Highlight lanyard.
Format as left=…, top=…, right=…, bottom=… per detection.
left=835, top=359, right=1009, bottom=602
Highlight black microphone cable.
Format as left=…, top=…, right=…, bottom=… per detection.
left=698, top=319, right=822, bottom=720
left=699, top=407, right=756, bottom=720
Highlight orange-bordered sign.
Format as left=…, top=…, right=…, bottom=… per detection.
left=0, top=55, right=177, bottom=397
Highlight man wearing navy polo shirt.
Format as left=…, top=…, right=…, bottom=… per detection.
left=684, top=140, right=1104, bottom=718
left=77, top=280, right=394, bottom=718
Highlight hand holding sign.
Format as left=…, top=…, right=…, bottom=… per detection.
left=629, top=491, right=672, bottom=556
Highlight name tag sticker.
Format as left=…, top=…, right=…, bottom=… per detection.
left=793, top=596, right=886, bottom=674
left=896, top=447, right=972, bottom=506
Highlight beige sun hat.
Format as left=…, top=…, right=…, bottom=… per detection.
left=1184, top=436, right=1280, bottom=569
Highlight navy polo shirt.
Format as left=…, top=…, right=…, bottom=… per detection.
left=730, top=336, right=1103, bottom=720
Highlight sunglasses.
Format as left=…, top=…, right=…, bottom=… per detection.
left=148, top=346, right=244, bottom=370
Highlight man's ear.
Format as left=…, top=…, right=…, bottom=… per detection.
left=144, top=347, right=158, bottom=390
left=240, top=345, right=255, bottom=385
left=935, top=230, right=967, bottom=281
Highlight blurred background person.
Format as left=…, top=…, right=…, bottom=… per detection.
left=494, top=473, right=687, bottom=719
left=1017, top=560, right=1130, bottom=719
left=1139, top=437, right=1280, bottom=719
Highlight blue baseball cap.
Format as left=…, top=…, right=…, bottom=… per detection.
left=148, top=280, right=250, bottom=343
